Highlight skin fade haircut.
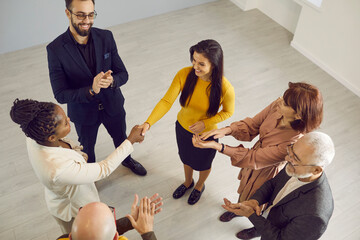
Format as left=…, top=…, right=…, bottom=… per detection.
left=65, top=0, right=95, bottom=10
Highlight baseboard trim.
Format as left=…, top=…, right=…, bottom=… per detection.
left=291, top=40, right=360, bottom=97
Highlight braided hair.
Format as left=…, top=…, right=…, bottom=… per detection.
left=10, top=99, right=58, bottom=144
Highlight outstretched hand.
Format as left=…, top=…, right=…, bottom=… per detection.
left=192, top=134, right=219, bottom=150
left=221, top=198, right=260, bottom=218
left=200, top=127, right=231, bottom=141
left=127, top=125, right=145, bottom=144
left=139, top=122, right=150, bottom=136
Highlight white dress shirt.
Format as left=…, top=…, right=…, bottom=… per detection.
left=262, top=176, right=309, bottom=218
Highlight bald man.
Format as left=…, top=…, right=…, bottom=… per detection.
left=57, top=194, right=162, bottom=240
left=223, top=132, right=335, bottom=240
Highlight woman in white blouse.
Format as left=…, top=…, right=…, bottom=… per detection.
left=10, top=98, right=144, bottom=233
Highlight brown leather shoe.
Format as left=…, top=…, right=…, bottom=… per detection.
left=219, top=211, right=241, bottom=222
left=236, top=227, right=260, bottom=239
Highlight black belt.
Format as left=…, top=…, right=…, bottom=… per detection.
left=98, top=103, right=104, bottom=110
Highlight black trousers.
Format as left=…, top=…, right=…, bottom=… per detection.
left=74, top=105, right=129, bottom=163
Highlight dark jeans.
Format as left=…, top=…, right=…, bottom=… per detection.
left=74, top=106, right=130, bottom=163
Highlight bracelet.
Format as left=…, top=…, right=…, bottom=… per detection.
left=220, top=143, right=225, bottom=153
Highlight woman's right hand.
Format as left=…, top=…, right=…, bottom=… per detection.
left=139, top=122, right=150, bottom=136
left=200, top=127, right=232, bottom=140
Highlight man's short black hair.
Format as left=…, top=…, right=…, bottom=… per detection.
left=65, top=0, right=95, bottom=10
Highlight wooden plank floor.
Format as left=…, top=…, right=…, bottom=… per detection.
left=0, top=0, right=359, bottom=239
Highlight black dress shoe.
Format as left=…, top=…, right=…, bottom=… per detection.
left=121, top=157, right=147, bottom=176
left=236, top=227, right=260, bottom=239
left=219, top=211, right=241, bottom=222
left=187, top=185, right=205, bottom=205
left=173, top=180, right=194, bottom=199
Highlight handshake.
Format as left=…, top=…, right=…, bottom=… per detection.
left=126, top=123, right=151, bottom=144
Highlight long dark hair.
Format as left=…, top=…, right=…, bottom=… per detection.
left=283, top=82, right=323, bottom=133
left=10, top=99, right=58, bottom=144
left=179, top=39, right=224, bottom=117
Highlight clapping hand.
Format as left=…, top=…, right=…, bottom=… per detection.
left=127, top=193, right=163, bottom=235
left=92, top=70, right=113, bottom=93
left=102, top=70, right=113, bottom=88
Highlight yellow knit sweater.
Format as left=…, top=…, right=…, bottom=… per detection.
left=146, top=66, right=235, bottom=133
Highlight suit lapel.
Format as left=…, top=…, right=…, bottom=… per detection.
left=91, top=29, right=103, bottom=74
left=63, top=28, right=93, bottom=78
left=272, top=173, right=324, bottom=208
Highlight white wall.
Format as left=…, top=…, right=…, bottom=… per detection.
left=0, top=0, right=216, bottom=54
left=291, top=0, right=360, bottom=96
left=257, top=0, right=301, bottom=34
left=230, top=0, right=257, bottom=10
left=230, top=0, right=360, bottom=97
left=230, top=0, right=301, bottom=33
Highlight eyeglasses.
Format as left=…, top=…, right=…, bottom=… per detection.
left=78, top=205, right=116, bottom=225
left=68, top=9, right=97, bottom=20
left=287, top=144, right=317, bottom=167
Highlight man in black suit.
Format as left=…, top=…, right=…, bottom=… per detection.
left=222, top=132, right=335, bottom=240
left=47, top=0, right=146, bottom=175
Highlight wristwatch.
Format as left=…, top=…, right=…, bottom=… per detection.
left=89, top=88, right=96, bottom=96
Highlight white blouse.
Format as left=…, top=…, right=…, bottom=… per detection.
left=26, top=137, right=133, bottom=221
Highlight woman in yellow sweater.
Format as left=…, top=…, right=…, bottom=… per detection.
left=139, top=39, right=235, bottom=205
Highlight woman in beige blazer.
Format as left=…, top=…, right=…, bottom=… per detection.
left=192, top=82, right=323, bottom=227
left=10, top=98, right=144, bottom=234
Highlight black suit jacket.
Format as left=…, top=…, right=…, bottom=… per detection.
left=249, top=168, right=334, bottom=240
left=47, top=27, right=128, bottom=125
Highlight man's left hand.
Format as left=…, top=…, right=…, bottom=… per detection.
left=129, top=193, right=163, bottom=221
left=127, top=197, right=155, bottom=235
left=221, top=198, right=256, bottom=218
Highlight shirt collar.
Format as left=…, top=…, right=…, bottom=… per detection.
left=67, top=28, right=92, bottom=46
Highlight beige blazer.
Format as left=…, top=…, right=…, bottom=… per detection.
left=223, top=98, right=302, bottom=202
left=26, top=137, right=133, bottom=221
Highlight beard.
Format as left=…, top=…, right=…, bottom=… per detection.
left=71, top=17, right=92, bottom=37
left=285, top=164, right=313, bottom=179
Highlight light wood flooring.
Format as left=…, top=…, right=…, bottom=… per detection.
left=0, top=0, right=359, bottom=239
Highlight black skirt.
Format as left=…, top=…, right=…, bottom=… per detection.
left=175, top=121, right=218, bottom=171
